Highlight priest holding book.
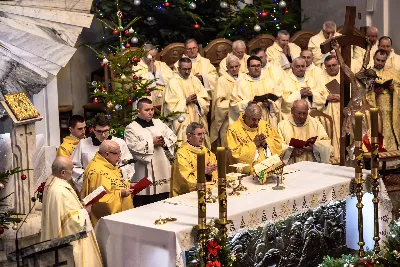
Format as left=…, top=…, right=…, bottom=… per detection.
left=81, top=140, right=134, bottom=226
left=278, top=100, right=331, bottom=164
left=224, top=102, right=283, bottom=175
left=125, top=98, right=177, bottom=207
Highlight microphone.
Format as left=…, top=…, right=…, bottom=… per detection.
left=162, top=145, right=175, bottom=164
left=119, top=158, right=137, bottom=167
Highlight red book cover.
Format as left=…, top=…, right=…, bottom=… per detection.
left=289, top=136, right=318, bottom=148
left=130, top=177, right=153, bottom=196
left=83, top=186, right=107, bottom=206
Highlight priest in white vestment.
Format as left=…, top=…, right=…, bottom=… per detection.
left=300, top=49, right=324, bottom=81
left=219, top=40, right=250, bottom=76
left=278, top=100, right=331, bottom=164
left=378, top=36, right=400, bottom=73
left=164, top=57, right=211, bottom=148
left=125, top=98, right=177, bottom=206
left=41, top=156, right=103, bottom=267
left=266, top=30, right=301, bottom=71
left=280, top=57, right=328, bottom=119
left=230, top=55, right=282, bottom=129
left=71, top=114, right=134, bottom=192
left=251, top=48, right=286, bottom=86
left=353, top=26, right=379, bottom=66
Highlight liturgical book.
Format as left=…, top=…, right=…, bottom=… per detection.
left=82, top=185, right=107, bottom=206
left=254, top=154, right=284, bottom=184
left=130, top=177, right=152, bottom=196
left=289, top=136, right=318, bottom=149
left=253, top=93, right=279, bottom=103
left=325, top=79, right=340, bottom=94
left=374, top=79, right=393, bottom=90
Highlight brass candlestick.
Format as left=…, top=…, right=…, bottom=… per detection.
left=370, top=108, right=380, bottom=254
left=272, top=166, right=285, bottom=190
left=230, top=164, right=248, bottom=192
left=217, top=147, right=228, bottom=244
left=196, top=151, right=208, bottom=260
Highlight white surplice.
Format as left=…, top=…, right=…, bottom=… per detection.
left=125, top=119, right=177, bottom=195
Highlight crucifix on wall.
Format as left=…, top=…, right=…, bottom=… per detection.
left=320, top=6, right=367, bottom=166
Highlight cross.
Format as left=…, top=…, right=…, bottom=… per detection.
left=320, top=6, right=367, bottom=166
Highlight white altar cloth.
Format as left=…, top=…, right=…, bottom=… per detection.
left=95, top=162, right=392, bottom=267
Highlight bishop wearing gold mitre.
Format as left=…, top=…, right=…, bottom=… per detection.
left=278, top=100, right=331, bottom=164
left=57, top=115, right=86, bottom=157
left=364, top=49, right=400, bottom=151
left=230, top=55, right=282, bottom=129
left=224, top=103, right=283, bottom=175
left=81, top=140, right=134, bottom=226
left=132, top=44, right=173, bottom=107
left=41, top=156, right=103, bottom=267
left=164, top=57, right=211, bottom=148
left=171, top=122, right=217, bottom=197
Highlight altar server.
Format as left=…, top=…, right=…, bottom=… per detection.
left=57, top=115, right=86, bottom=157
left=71, top=114, right=134, bottom=192
left=171, top=122, right=217, bottom=197
left=125, top=98, right=177, bottom=206
left=41, top=156, right=103, bottom=267
left=224, top=102, right=283, bottom=175
left=81, top=140, right=134, bottom=226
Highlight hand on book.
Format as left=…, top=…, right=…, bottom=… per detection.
left=121, top=188, right=134, bottom=197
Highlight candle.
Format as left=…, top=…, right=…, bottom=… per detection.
left=370, top=108, right=379, bottom=137
left=217, top=147, right=227, bottom=222
left=197, top=151, right=206, bottom=183
left=197, top=151, right=206, bottom=226
left=355, top=112, right=363, bottom=141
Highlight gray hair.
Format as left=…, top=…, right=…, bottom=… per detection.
left=323, top=21, right=337, bottom=31
left=277, top=30, right=290, bottom=38
left=232, top=40, right=246, bottom=50
left=244, top=102, right=262, bottom=116
left=292, top=99, right=309, bottom=110
left=186, top=122, right=204, bottom=135
left=51, top=156, right=71, bottom=176
left=226, top=54, right=241, bottom=67
left=300, top=49, right=313, bottom=57
left=291, top=57, right=306, bottom=67
left=184, top=38, right=198, bottom=47
left=143, top=44, right=157, bottom=53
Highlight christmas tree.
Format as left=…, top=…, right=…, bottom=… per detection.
left=93, top=0, right=303, bottom=48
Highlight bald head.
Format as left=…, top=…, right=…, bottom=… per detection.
left=243, top=102, right=262, bottom=128
left=232, top=40, right=246, bottom=59
left=99, top=140, right=120, bottom=154
left=366, top=26, right=379, bottom=45
left=99, top=140, right=121, bottom=165
left=291, top=99, right=309, bottom=125
left=52, top=156, right=73, bottom=181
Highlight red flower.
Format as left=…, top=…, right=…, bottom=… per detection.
left=206, top=260, right=221, bottom=267
left=206, top=239, right=222, bottom=257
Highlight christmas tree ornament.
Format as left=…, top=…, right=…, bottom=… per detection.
left=127, top=98, right=133, bottom=104
left=261, top=11, right=268, bottom=18
left=146, top=16, right=154, bottom=22
left=0, top=182, right=4, bottom=191
left=131, top=37, right=139, bottom=43
left=254, top=24, right=261, bottom=32
left=93, top=98, right=99, bottom=104
left=278, top=0, right=287, bottom=8
left=94, top=89, right=99, bottom=93
left=133, top=84, right=137, bottom=89
left=189, top=2, right=196, bottom=9
left=12, top=224, right=18, bottom=231
left=121, top=74, right=127, bottom=79
left=145, top=89, right=151, bottom=94
left=220, top=1, right=228, bottom=8
left=31, top=197, right=36, bottom=202
left=103, top=91, right=107, bottom=94
left=115, top=104, right=122, bottom=110
left=119, top=131, right=124, bottom=136
left=121, top=45, right=126, bottom=51
left=178, top=116, right=185, bottom=123
left=133, top=75, right=138, bottom=79
left=102, top=58, right=109, bottom=64
left=91, top=81, right=98, bottom=86
left=118, top=25, right=124, bottom=31
left=285, top=9, right=289, bottom=14
left=193, top=23, right=200, bottom=29
left=113, top=29, right=119, bottom=35
left=21, top=174, right=27, bottom=180
left=132, top=57, right=140, bottom=63
left=0, top=227, right=4, bottom=234
left=107, top=101, right=114, bottom=108
left=163, top=2, right=170, bottom=7
left=126, top=43, right=131, bottom=48
left=128, top=27, right=134, bottom=34
left=124, top=29, right=130, bottom=36
left=133, top=0, right=141, bottom=6
left=101, top=87, right=106, bottom=92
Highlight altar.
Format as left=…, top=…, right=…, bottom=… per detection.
left=95, top=162, right=392, bottom=267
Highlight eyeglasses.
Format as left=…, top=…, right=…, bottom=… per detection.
left=189, top=132, right=205, bottom=137
left=107, top=151, right=121, bottom=155
left=249, top=64, right=261, bottom=69
left=94, top=129, right=110, bottom=134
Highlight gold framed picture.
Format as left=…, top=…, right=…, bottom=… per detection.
left=4, top=93, right=39, bottom=121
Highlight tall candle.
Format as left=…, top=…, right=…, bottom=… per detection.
left=197, top=151, right=206, bottom=226
left=370, top=108, right=379, bottom=137
left=197, top=151, right=206, bottom=183
left=355, top=112, right=363, bottom=141
left=217, top=147, right=227, bottom=222
left=217, top=147, right=226, bottom=178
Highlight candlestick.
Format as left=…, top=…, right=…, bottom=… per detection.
left=354, top=139, right=365, bottom=257
left=370, top=108, right=379, bottom=138
left=197, top=151, right=206, bottom=227
left=217, top=147, right=227, bottom=223
left=355, top=111, right=363, bottom=141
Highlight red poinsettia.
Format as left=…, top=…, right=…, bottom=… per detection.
left=206, top=239, right=222, bottom=257
left=206, top=260, right=221, bottom=267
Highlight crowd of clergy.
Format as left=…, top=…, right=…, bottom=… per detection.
left=41, top=20, right=400, bottom=266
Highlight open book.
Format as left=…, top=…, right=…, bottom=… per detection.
left=253, top=154, right=284, bottom=184
left=374, top=79, right=392, bottom=90
left=82, top=185, right=107, bottom=206
left=130, top=177, right=152, bottom=196
left=253, top=93, right=279, bottom=103
left=289, top=136, right=318, bottom=149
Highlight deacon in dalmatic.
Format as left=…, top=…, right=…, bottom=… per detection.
left=71, top=114, right=134, bottom=192
left=81, top=140, right=134, bottom=226
left=219, top=40, right=250, bottom=76
left=41, top=156, right=103, bottom=267
left=171, top=122, right=217, bottom=197
left=364, top=49, right=400, bottom=150
left=57, top=115, right=86, bottom=157
left=174, top=39, right=218, bottom=94
left=280, top=57, right=327, bottom=119
left=224, top=102, right=283, bottom=175
left=164, top=57, right=211, bottom=148
left=125, top=98, right=177, bottom=206
left=230, top=55, right=282, bottom=128
left=132, top=44, right=174, bottom=107
left=250, top=48, right=286, bottom=86
left=278, top=100, right=331, bottom=164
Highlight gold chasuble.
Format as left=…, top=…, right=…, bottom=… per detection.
left=211, top=73, right=241, bottom=146
left=82, top=152, right=133, bottom=226
left=171, top=143, right=217, bottom=197
left=224, top=114, right=283, bottom=175
left=308, top=30, right=341, bottom=67
left=320, top=70, right=341, bottom=158
left=278, top=115, right=331, bottom=164
left=230, top=74, right=282, bottom=128
left=164, top=73, right=211, bottom=148
left=219, top=53, right=250, bottom=76
left=133, top=59, right=174, bottom=106
left=364, top=67, right=400, bottom=150
left=57, top=136, right=80, bottom=157
left=41, top=176, right=103, bottom=267
left=280, top=73, right=328, bottom=120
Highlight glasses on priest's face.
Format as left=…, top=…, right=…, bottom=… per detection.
left=94, top=129, right=110, bottom=135
left=107, top=151, right=121, bottom=155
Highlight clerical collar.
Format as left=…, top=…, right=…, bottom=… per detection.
left=188, top=141, right=201, bottom=149
left=135, top=117, right=154, bottom=128
left=296, top=76, right=305, bottom=82
left=233, top=75, right=239, bottom=80
left=178, top=73, right=189, bottom=80
left=251, top=75, right=260, bottom=81
left=91, top=133, right=112, bottom=146
left=189, top=56, right=198, bottom=63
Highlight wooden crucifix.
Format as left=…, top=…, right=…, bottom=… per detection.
left=321, top=6, right=367, bottom=166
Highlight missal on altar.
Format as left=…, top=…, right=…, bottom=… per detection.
left=82, top=185, right=106, bottom=206
left=325, top=79, right=340, bottom=94
left=289, top=136, right=318, bottom=149
left=253, top=154, right=284, bottom=184
left=253, top=93, right=279, bottom=103
left=130, top=177, right=152, bottom=196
